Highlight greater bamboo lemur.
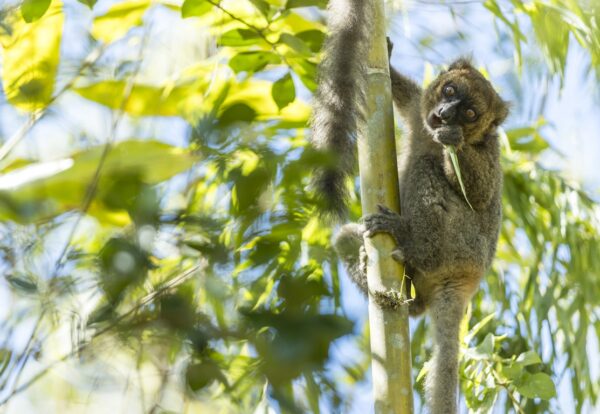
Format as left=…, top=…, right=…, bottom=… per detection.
left=311, top=1, right=508, bottom=413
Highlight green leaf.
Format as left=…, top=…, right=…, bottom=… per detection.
left=229, top=51, right=281, bottom=73
left=465, top=333, right=494, bottom=360
left=506, top=127, right=550, bottom=154
left=515, top=350, right=542, bottom=367
left=445, top=146, right=474, bottom=210
left=248, top=0, right=271, bottom=17
left=219, top=28, right=261, bottom=47
left=464, top=313, right=495, bottom=344
left=286, top=0, right=326, bottom=8
left=500, top=364, right=522, bottom=381
left=91, top=0, right=150, bottom=43
left=0, top=2, right=63, bottom=111
left=295, top=29, right=325, bottom=52
left=272, top=73, right=295, bottom=110
left=515, top=372, right=556, bottom=400
left=279, top=33, right=312, bottom=55
left=5, top=274, right=38, bottom=293
left=21, top=0, right=52, bottom=22
left=219, top=103, right=257, bottom=126
left=186, top=360, right=225, bottom=391
left=77, top=0, right=97, bottom=9
left=181, top=0, right=212, bottom=18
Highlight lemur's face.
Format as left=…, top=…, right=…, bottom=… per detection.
left=421, top=59, right=509, bottom=144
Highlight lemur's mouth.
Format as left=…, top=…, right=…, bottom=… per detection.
left=427, top=112, right=443, bottom=129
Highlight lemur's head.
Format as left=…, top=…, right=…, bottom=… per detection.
left=421, top=59, right=509, bottom=144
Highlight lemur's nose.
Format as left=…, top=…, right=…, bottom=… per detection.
left=437, top=100, right=460, bottom=122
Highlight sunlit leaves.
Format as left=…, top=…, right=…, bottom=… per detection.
left=0, top=140, right=198, bottom=223
left=462, top=327, right=556, bottom=411
left=91, top=0, right=151, bottom=43
left=506, top=119, right=550, bottom=154
left=21, top=0, right=52, bottom=23
left=487, top=0, right=600, bottom=78
left=181, top=0, right=212, bottom=18
left=0, top=1, right=63, bottom=111
left=74, top=81, right=199, bottom=117
left=522, top=2, right=570, bottom=78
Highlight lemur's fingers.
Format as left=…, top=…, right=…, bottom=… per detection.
left=363, top=213, right=395, bottom=238
left=377, top=204, right=397, bottom=215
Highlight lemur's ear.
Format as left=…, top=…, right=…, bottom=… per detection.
left=494, top=100, right=510, bottom=126
left=448, top=57, right=474, bottom=71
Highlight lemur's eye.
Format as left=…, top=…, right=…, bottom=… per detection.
left=465, top=108, right=477, bottom=120
left=443, top=85, right=455, bottom=96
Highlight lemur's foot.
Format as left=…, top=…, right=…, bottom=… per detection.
left=363, top=204, right=405, bottom=245
left=333, top=223, right=364, bottom=260
left=374, top=289, right=412, bottom=310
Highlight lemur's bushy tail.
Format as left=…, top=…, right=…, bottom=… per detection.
left=311, top=0, right=372, bottom=220
left=426, top=290, right=466, bottom=414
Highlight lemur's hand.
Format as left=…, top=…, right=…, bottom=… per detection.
left=363, top=204, right=406, bottom=247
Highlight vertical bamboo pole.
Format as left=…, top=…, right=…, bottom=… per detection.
left=358, top=1, right=413, bottom=413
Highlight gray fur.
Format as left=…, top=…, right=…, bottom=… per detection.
left=331, top=45, right=507, bottom=413
left=311, top=0, right=372, bottom=220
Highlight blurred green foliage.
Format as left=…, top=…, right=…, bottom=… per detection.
left=0, top=0, right=598, bottom=413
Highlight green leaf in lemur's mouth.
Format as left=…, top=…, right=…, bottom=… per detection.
left=445, top=146, right=474, bottom=211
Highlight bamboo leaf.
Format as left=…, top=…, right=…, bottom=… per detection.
left=445, top=146, right=474, bottom=210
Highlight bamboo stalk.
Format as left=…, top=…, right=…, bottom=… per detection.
left=357, top=1, right=413, bottom=412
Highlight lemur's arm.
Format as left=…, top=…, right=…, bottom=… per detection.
left=388, top=39, right=422, bottom=120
